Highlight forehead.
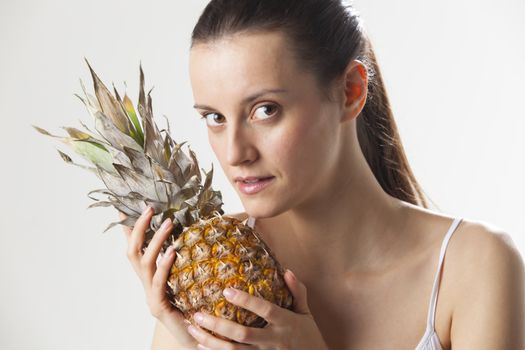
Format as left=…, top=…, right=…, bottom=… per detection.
left=189, top=31, right=306, bottom=99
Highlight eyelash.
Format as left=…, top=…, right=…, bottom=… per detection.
left=200, top=103, right=280, bottom=127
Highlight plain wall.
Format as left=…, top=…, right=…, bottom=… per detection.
left=1, top=0, right=523, bottom=349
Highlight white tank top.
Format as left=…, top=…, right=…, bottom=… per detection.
left=245, top=216, right=463, bottom=350
left=414, top=217, right=462, bottom=349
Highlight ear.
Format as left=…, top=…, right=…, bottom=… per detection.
left=340, top=59, right=368, bottom=123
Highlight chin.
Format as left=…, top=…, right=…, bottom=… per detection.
left=240, top=196, right=288, bottom=220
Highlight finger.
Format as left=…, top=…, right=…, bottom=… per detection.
left=143, top=218, right=173, bottom=264
left=223, top=288, right=287, bottom=325
left=284, top=269, right=310, bottom=314
left=118, top=212, right=132, bottom=239
left=127, top=206, right=153, bottom=261
left=192, top=312, right=267, bottom=345
left=151, top=245, right=176, bottom=302
left=187, top=324, right=252, bottom=350
left=146, top=249, right=199, bottom=348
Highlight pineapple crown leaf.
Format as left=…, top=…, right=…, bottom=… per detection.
left=87, top=201, right=113, bottom=209
left=103, top=215, right=136, bottom=234
left=84, top=58, right=134, bottom=137
left=34, top=59, right=224, bottom=240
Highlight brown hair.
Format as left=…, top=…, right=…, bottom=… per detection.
left=191, top=0, right=434, bottom=208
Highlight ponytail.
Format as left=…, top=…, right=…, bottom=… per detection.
left=357, top=39, right=433, bottom=208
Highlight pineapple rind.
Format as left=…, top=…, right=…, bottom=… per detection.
left=167, top=216, right=293, bottom=330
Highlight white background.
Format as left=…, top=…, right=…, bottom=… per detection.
left=1, top=0, right=523, bottom=349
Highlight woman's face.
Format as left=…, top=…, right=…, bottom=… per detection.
left=189, top=31, right=344, bottom=217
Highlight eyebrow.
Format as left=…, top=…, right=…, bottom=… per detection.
left=193, top=88, right=288, bottom=110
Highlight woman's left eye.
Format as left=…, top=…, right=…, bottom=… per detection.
left=253, top=104, right=279, bottom=120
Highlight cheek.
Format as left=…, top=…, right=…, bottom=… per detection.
left=267, top=111, right=335, bottom=181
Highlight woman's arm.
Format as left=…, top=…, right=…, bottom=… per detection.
left=451, top=226, right=524, bottom=349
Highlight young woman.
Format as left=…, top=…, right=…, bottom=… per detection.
left=121, top=1, right=524, bottom=349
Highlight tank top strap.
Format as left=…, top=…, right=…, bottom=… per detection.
left=426, top=217, right=463, bottom=329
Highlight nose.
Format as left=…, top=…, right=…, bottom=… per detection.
left=225, top=122, right=257, bottom=166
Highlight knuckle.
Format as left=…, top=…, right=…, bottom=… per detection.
left=139, top=258, right=150, bottom=269
left=282, top=320, right=299, bottom=339
left=199, top=336, right=211, bottom=347
left=150, top=276, right=161, bottom=289
left=147, top=300, right=163, bottom=319
left=205, top=317, right=216, bottom=331
left=149, top=305, right=162, bottom=318
left=235, top=292, right=247, bottom=305
left=152, top=275, right=168, bottom=290
left=224, top=343, right=237, bottom=350
left=233, top=328, right=249, bottom=342
left=126, top=249, right=135, bottom=260
left=288, top=317, right=298, bottom=330
left=161, top=255, right=172, bottom=266
left=261, top=304, right=275, bottom=320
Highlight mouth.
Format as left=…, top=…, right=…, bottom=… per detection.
left=235, top=176, right=274, bottom=183
left=235, top=176, right=275, bottom=195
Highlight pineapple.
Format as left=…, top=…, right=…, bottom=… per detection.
left=33, top=59, right=293, bottom=330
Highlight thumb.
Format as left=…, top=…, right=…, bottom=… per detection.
left=284, top=269, right=310, bottom=315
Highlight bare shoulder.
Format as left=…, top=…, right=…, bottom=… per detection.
left=457, top=217, right=519, bottom=250
left=448, top=217, right=523, bottom=282
left=447, top=217, right=525, bottom=348
left=424, top=212, right=524, bottom=297
left=404, top=203, right=524, bottom=347
left=405, top=203, right=522, bottom=268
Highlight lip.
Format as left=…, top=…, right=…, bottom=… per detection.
left=234, top=175, right=274, bottom=182
left=235, top=176, right=275, bottom=195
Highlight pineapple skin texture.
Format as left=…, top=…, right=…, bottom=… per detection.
left=167, top=216, right=293, bottom=329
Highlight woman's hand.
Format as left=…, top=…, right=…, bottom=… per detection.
left=186, top=269, right=329, bottom=350
left=119, top=207, right=198, bottom=349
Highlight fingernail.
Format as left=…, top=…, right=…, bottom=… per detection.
left=197, top=344, right=210, bottom=350
left=160, top=218, right=172, bottom=230
left=194, top=312, right=204, bottom=323
left=287, top=269, right=296, bottom=281
left=223, top=288, right=236, bottom=300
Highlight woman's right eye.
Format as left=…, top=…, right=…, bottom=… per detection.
left=200, top=113, right=226, bottom=127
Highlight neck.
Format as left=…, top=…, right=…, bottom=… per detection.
left=259, top=124, right=411, bottom=278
